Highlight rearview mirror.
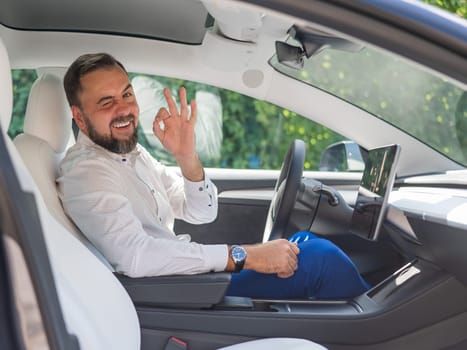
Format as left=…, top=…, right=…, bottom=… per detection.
left=276, top=25, right=364, bottom=70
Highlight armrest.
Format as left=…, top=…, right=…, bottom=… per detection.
left=115, top=272, right=231, bottom=309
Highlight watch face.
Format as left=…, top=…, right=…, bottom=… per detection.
left=232, top=246, right=246, bottom=262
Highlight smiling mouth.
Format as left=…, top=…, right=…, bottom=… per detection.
left=111, top=114, right=135, bottom=130
left=112, top=120, right=132, bottom=129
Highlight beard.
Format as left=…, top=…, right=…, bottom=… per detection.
left=84, top=113, right=138, bottom=154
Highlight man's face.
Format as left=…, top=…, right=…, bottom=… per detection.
left=72, top=65, right=140, bottom=154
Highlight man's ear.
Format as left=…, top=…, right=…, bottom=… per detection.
left=71, top=105, right=87, bottom=132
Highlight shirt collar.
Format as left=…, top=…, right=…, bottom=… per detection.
left=77, top=131, right=141, bottom=165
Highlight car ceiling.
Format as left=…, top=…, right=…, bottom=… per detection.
left=1, top=0, right=466, bottom=83
left=0, top=0, right=209, bottom=44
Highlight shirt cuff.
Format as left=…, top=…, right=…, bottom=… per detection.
left=202, top=244, right=229, bottom=272
left=183, top=177, right=214, bottom=195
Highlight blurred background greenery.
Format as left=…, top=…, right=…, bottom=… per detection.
left=424, top=0, right=466, bottom=18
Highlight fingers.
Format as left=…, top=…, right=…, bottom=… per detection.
left=275, top=239, right=299, bottom=278
left=285, top=240, right=299, bottom=272
left=179, top=87, right=188, bottom=118
left=154, top=106, right=170, bottom=123
left=153, top=107, right=170, bottom=139
left=161, top=86, right=196, bottom=124
left=279, top=251, right=297, bottom=278
left=278, top=270, right=295, bottom=279
left=290, top=241, right=300, bottom=255
left=246, top=239, right=300, bottom=278
left=152, top=87, right=198, bottom=158
left=189, top=98, right=197, bottom=124
left=164, top=87, right=179, bottom=118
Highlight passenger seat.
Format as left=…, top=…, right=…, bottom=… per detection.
left=13, top=73, right=112, bottom=268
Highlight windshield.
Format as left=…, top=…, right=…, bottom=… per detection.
left=270, top=39, right=466, bottom=167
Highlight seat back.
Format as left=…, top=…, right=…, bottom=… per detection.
left=13, top=73, right=112, bottom=269
left=0, top=37, right=140, bottom=350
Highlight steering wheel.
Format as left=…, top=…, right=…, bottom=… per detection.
left=263, top=139, right=305, bottom=242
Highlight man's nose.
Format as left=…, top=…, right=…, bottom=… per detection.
left=115, top=98, right=132, bottom=116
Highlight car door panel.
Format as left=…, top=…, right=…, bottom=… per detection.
left=175, top=169, right=362, bottom=244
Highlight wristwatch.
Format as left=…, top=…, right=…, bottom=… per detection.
left=230, top=245, right=247, bottom=273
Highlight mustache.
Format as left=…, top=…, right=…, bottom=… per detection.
left=110, top=114, right=136, bottom=128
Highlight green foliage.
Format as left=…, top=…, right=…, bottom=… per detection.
left=130, top=71, right=345, bottom=170
left=281, top=46, right=465, bottom=164
left=8, top=70, right=37, bottom=139
left=216, top=88, right=344, bottom=170
left=422, top=0, right=467, bottom=18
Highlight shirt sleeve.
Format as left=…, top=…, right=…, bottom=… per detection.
left=145, top=150, right=219, bottom=224
left=59, top=157, right=227, bottom=278
left=180, top=176, right=218, bottom=223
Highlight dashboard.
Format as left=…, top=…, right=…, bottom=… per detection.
left=387, top=182, right=467, bottom=285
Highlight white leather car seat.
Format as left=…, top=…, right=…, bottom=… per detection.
left=0, top=36, right=326, bottom=350
left=1, top=35, right=141, bottom=350
left=13, top=72, right=112, bottom=269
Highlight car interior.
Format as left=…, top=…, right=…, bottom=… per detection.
left=1, top=0, right=467, bottom=349
left=0, top=35, right=328, bottom=350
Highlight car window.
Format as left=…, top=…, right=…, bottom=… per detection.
left=130, top=73, right=356, bottom=171
left=270, top=40, right=467, bottom=167
left=9, top=69, right=360, bottom=172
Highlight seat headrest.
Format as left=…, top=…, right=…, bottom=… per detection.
left=24, top=74, right=72, bottom=153
left=0, top=36, right=13, bottom=134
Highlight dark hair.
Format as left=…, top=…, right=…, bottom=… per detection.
left=63, top=53, right=127, bottom=107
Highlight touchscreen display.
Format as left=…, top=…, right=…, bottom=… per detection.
left=350, top=144, right=400, bottom=240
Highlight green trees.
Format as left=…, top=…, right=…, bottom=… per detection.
left=216, top=83, right=348, bottom=170
left=130, top=73, right=344, bottom=170
left=423, top=0, right=466, bottom=18
left=8, top=69, right=37, bottom=139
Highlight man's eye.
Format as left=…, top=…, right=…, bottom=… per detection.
left=123, top=92, right=133, bottom=98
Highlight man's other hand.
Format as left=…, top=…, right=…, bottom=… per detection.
left=244, top=239, right=300, bottom=278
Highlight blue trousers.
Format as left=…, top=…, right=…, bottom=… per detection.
left=227, top=232, right=370, bottom=299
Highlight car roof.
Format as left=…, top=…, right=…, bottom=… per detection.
left=0, top=0, right=209, bottom=44
left=1, top=0, right=465, bottom=85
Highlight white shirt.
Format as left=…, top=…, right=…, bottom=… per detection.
left=57, top=132, right=228, bottom=277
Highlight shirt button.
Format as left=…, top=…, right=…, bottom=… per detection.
left=199, top=187, right=204, bottom=191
